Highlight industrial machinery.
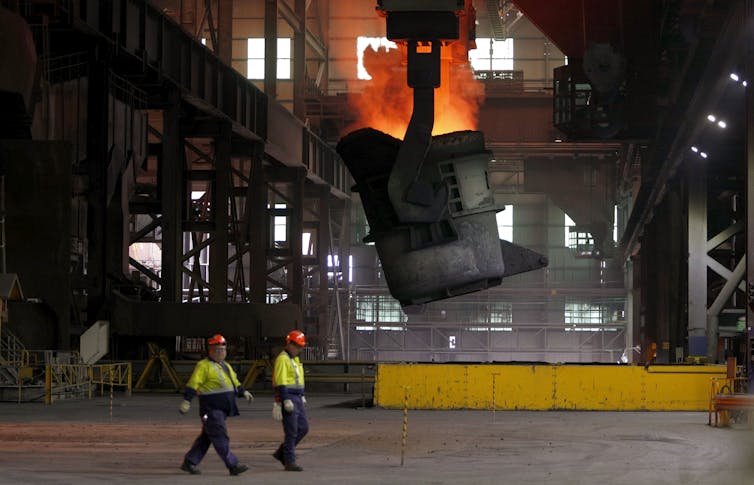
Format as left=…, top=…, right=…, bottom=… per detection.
left=337, top=0, right=547, bottom=307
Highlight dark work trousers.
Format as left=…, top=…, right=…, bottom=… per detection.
left=185, top=409, right=239, bottom=469
left=277, top=394, right=309, bottom=465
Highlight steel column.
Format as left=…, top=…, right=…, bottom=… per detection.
left=249, top=152, right=267, bottom=303
left=317, top=185, right=330, bottom=341
left=217, top=0, right=233, bottom=64
left=688, top=162, right=708, bottom=357
left=160, top=90, right=185, bottom=302
left=744, top=4, right=754, bottom=378
left=209, top=122, right=231, bottom=302
left=264, top=0, right=278, bottom=99
left=85, top=62, right=109, bottom=323
left=288, top=168, right=304, bottom=306
left=293, top=0, right=307, bottom=119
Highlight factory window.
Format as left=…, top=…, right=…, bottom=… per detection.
left=496, top=205, right=513, bottom=241
left=564, top=301, right=618, bottom=332
left=489, top=302, right=513, bottom=324
left=469, top=38, right=514, bottom=72
left=564, top=212, right=594, bottom=254
left=327, top=254, right=354, bottom=284
left=247, top=38, right=291, bottom=80
left=468, top=301, right=513, bottom=325
left=354, top=294, right=407, bottom=326
left=302, top=232, right=314, bottom=256
left=266, top=291, right=288, bottom=304
left=272, top=203, right=287, bottom=243
left=356, top=36, right=398, bottom=80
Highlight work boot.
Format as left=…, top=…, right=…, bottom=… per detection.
left=229, top=464, right=249, bottom=476
left=285, top=463, right=303, bottom=472
left=272, top=448, right=285, bottom=466
left=180, top=460, right=201, bottom=475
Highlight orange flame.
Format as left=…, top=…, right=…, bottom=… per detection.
left=345, top=44, right=484, bottom=140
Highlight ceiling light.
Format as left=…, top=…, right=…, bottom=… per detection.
left=707, top=114, right=716, bottom=122
left=744, top=81, right=748, bottom=87
left=730, top=73, right=740, bottom=81
left=700, top=152, right=708, bottom=158
left=717, top=120, right=727, bottom=128
left=691, top=146, right=699, bottom=153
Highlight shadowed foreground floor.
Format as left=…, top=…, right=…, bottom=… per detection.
left=0, top=393, right=752, bottom=484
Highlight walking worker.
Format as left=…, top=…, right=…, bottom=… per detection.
left=179, top=333, right=253, bottom=476
left=272, top=329, right=308, bottom=471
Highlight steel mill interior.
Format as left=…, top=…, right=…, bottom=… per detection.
left=0, top=1, right=753, bottom=483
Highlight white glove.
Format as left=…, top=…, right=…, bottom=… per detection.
left=302, top=396, right=307, bottom=406
left=243, top=391, right=254, bottom=403
left=179, top=399, right=191, bottom=414
left=283, top=399, right=294, bottom=412
left=272, top=402, right=283, bottom=421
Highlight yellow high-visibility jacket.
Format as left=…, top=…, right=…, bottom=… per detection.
left=184, top=358, right=245, bottom=416
left=273, top=349, right=305, bottom=399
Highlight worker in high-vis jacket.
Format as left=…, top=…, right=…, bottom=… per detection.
left=271, top=330, right=308, bottom=471
left=179, top=334, right=253, bottom=476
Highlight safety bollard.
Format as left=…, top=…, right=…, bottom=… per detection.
left=492, top=374, right=496, bottom=422
left=400, top=386, right=409, bottom=466
left=361, top=367, right=366, bottom=409
left=44, top=365, right=52, bottom=405
left=109, top=365, right=114, bottom=420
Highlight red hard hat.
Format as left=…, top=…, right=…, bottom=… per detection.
left=286, top=330, right=306, bottom=347
left=208, top=334, right=227, bottom=346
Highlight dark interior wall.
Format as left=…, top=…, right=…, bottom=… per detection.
left=478, top=95, right=553, bottom=142
left=0, top=140, right=72, bottom=349
left=6, top=301, right=57, bottom=349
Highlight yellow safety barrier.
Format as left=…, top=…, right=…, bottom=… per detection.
left=89, top=362, right=133, bottom=398
left=44, top=362, right=132, bottom=405
left=44, top=363, right=89, bottom=404
left=242, top=359, right=271, bottom=389
left=134, top=342, right=183, bottom=391
left=375, top=363, right=727, bottom=411
left=708, top=377, right=754, bottom=427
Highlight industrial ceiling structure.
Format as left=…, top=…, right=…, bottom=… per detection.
left=0, top=0, right=750, bottom=370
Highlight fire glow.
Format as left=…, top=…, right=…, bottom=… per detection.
left=346, top=44, right=484, bottom=139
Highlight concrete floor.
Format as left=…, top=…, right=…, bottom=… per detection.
left=0, top=393, right=752, bottom=484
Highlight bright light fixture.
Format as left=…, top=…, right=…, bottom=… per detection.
left=691, top=146, right=699, bottom=153
left=744, top=81, right=748, bottom=87
left=717, top=120, right=727, bottom=128
left=700, top=152, right=708, bottom=158
left=707, top=114, right=716, bottom=122
left=730, top=73, right=740, bottom=81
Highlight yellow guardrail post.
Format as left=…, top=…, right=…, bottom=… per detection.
left=400, top=386, right=409, bottom=466
left=492, top=373, right=500, bottom=423
left=109, top=364, right=114, bottom=420
left=44, top=364, right=52, bottom=405
left=127, top=362, right=132, bottom=396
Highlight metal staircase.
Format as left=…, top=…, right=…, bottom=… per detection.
left=0, top=327, right=91, bottom=402
left=0, top=327, right=26, bottom=385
